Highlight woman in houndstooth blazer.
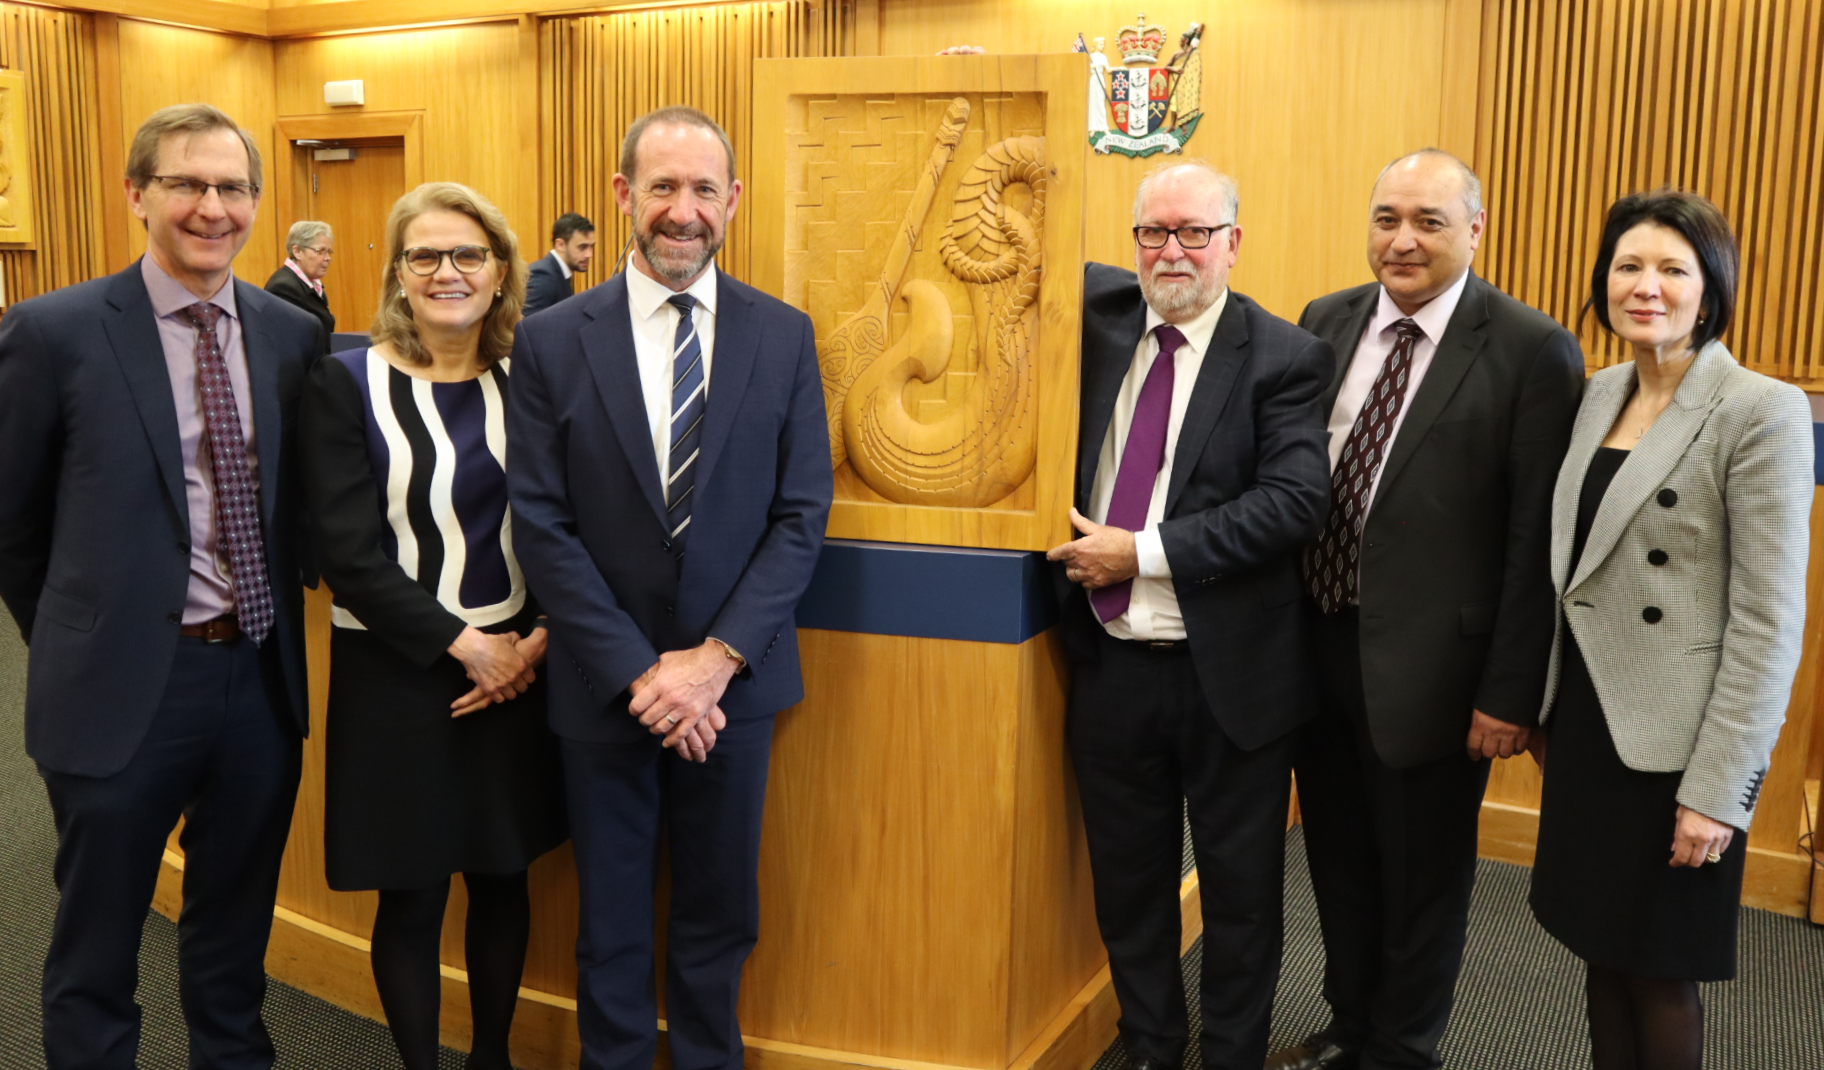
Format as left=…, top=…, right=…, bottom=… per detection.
left=1527, top=189, right=1813, bottom=1070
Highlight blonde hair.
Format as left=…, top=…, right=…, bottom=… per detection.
left=371, top=182, right=526, bottom=368
left=126, top=103, right=262, bottom=191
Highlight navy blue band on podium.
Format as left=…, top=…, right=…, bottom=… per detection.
left=794, top=539, right=1058, bottom=644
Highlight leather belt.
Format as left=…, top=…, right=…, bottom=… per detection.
left=179, top=614, right=241, bottom=643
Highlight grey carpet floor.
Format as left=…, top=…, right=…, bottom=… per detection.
left=1, top=621, right=1821, bottom=1068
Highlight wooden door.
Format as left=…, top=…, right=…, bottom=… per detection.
left=308, top=143, right=405, bottom=337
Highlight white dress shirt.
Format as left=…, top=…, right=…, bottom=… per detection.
left=1324, top=269, right=1469, bottom=512
left=550, top=249, right=574, bottom=280
left=626, top=263, right=719, bottom=489
left=1086, top=288, right=1229, bottom=640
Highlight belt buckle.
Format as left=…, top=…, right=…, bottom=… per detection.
left=1147, top=639, right=1179, bottom=650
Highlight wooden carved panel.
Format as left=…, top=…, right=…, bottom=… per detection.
left=753, top=56, right=1086, bottom=552
left=0, top=68, right=35, bottom=248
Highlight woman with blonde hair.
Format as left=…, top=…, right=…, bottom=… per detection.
left=302, top=182, right=565, bottom=1070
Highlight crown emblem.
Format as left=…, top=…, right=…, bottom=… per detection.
left=1115, top=12, right=1166, bottom=64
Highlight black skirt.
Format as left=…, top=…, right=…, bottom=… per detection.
left=324, top=612, right=568, bottom=891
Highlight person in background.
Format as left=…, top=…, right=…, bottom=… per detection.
left=0, top=102, right=320, bottom=1070
left=301, top=181, right=567, bottom=1070
left=265, top=220, right=335, bottom=350
left=1528, top=188, right=1811, bottom=1070
left=523, top=211, right=595, bottom=315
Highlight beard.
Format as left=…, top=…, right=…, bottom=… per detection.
left=635, top=215, right=724, bottom=284
left=1138, top=253, right=1220, bottom=320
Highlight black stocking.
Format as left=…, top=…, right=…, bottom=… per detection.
left=460, top=870, right=532, bottom=1070
left=1586, top=962, right=1704, bottom=1070
left=372, top=879, right=452, bottom=1070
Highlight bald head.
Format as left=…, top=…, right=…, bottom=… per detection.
left=1367, top=149, right=1486, bottom=314
left=1373, top=149, right=1481, bottom=220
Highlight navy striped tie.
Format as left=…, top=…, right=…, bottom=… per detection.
left=666, top=294, right=704, bottom=552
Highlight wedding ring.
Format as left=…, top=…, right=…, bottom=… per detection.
left=663, top=714, right=678, bottom=726
left=1705, top=851, right=1722, bottom=864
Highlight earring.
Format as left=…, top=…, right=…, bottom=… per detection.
left=495, top=288, right=502, bottom=297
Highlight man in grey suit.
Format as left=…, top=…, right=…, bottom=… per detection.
left=1268, top=150, right=1585, bottom=1070
left=523, top=211, right=596, bottom=315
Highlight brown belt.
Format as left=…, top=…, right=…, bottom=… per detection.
left=178, top=614, right=241, bottom=643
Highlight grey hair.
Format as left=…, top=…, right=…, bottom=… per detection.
left=1132, top=158, right=1239, bottom=226
left=1375, top=148, right=1483, bottom=220
left=285, top=220, right=332, bottom=256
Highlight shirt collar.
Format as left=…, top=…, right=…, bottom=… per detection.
left=551, top=249, right=573, bottom=280
left=1143, top=286, right=1229, bottom=359
left=283, top=258, right=321, bottom=293
left=626, top=261, right=719, bottom=324
left=1371, top=268, right=1469, bottom=347
left=142, top=254, right=238, bottom=321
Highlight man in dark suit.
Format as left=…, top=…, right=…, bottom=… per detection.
left=0, top=104, right=320, bottom=1070
left=1267, top=150, right=1584, bottom=1070
left=1047, top=162, right=1333, bottom=1070
left=506, top=106, right=830, bottom=1070
left=522, top=211, right=596, bottom=315
left=263, top=219, right=335, bottom=350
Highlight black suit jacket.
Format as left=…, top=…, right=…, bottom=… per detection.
left=1059, top=264, right=1334, bottom=751
left=1299, top=272, right=1585, bottom=767
left=0, top=261, right=321, bottom=776
left=523, top=252, right=574, bottom=316
left=264, top=265, right=335, bottom=351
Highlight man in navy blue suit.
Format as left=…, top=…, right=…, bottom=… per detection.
left=0, top=104, right=320, bottom=1069
left=506, top=106, right=831, bottom=1070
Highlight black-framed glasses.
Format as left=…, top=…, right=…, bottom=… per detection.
left=1132, top=224, right=1232, bottom=250
left=148, top=175, right=260, bottom=204
left=399, top=246, right=492, bottom=275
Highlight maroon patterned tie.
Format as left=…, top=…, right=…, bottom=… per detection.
left=181, top=303, right=275, bottom=644
left=1090, top=324, right=1186, bottom=624
left=1305, top=318, right=1423, bottom=613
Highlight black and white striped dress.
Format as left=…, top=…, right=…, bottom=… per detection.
left=303, top=349, right=566, bottom=891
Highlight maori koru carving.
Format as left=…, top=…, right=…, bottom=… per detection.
left=818, top=98, right=1046, bottom=507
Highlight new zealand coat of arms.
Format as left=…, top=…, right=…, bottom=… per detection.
left=1076, top=16, right=1202, bottom=157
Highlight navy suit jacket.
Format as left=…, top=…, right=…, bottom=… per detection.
left=506, top=269, right=832, bottom=739
left=523, top=252, right=575, bottom=316
left=1059, top=264, right=1333, bottom=750
left=0, top=261, right=320, bottom=776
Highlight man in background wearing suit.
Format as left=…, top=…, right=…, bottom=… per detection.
left=1267, top=150, right=1584, bottom=1070
left=0, top=104, right=320, bottom=1070
left=1048, top=162, right=1333, bottom=1070
left=523, top=211, right=596, bottom=315
left=506, top=106, right=830, bottom=1070
left=263, top=219, right=335, bottom=351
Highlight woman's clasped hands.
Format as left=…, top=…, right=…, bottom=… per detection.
left=448, top=625, right=547, bottom=716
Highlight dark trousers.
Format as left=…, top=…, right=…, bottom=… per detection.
left=1068, top=630, right=1295, bottom=1070
left=37, top=636, right=302, bottom=1070
left=1294, top=608, right=1491, bottom=1070
left=560, top=713, right=773, bottom=1070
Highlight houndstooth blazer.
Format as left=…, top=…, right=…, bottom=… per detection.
left=1541, top=341, right=1813, bottom=829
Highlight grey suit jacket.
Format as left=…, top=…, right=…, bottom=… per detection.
left=1543, top=342, right=1812, bottom=829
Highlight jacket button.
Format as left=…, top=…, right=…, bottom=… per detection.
left=1657, top=488, right=1678, bottom=508
left=665, top=604, right=675, bottom=617
left=662, top=538, right=672, bottom=551
left=168, top=611, right=181, bottom=624
left=1647, top=549, right=1668, bottom=566
left=1642, top=606, right=1663, bottom=624
left=177, top=542, right=190, bottom=555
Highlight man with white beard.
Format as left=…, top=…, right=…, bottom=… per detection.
left=1048, top=161, right=1334, bottom=1070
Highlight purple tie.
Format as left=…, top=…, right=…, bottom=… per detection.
left=181, top=303, right=275, bottom=644
left=1091, top=324, right=1185, bottom=624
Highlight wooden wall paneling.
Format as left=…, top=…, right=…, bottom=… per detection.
left=1745, top=487, right=1824, bottom=855
left=89, top=11, right=127, bottom=272
left=115, top=18, right=278, bottom=279
left=519, top=13, right=541, bottom=251
left=34, top=0, right=267, bottom=38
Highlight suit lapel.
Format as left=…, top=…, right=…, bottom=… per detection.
left=1164, top=295, right=1249, bottom=514
left=696, top=274, right=758, bottom=495
left=101, top=264, right=187, bottom=518
left=580, top=275, right=668, bottom=526
left=1077, top=296, right=1147, bottom=508
left=1317, top=290, right=1377, bottom=414
left=1569, top=344, right=1735, bottom=590
left=1551, top=366, right=1632, bottom=589
left=236, top=281, right=285, bottom=526
left=1375, top=274, right=1491, bottom=497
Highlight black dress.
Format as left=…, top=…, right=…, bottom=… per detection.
left=303, top=349, right=567, bottom=891
left=1529, top=447, right=1746, bottom=981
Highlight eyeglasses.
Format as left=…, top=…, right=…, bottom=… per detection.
left=1132, top=224, right=1232, bottom=250
left=301, top=246, right=332, bottom=257
left=399, top=246, right=492, bottom=275
left=148, top=176, right=260, bottom=204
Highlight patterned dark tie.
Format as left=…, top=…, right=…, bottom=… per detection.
left=1305, top=318, right=1424, bottom=613
left=181, top=302, right=275, bottom=644
left=666, top=294, right=705, bottom=554
left=1090, top=324, right=1186, bottom=624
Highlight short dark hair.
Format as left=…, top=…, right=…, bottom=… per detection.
left=552, top=212, right=594, bottom=243
left=1585, top=188, right=1737, bottom=351
left=618, top=106, right=736, bottom=184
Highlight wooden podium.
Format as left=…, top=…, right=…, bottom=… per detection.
left=153, top=52, right=1203, bottom=1070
